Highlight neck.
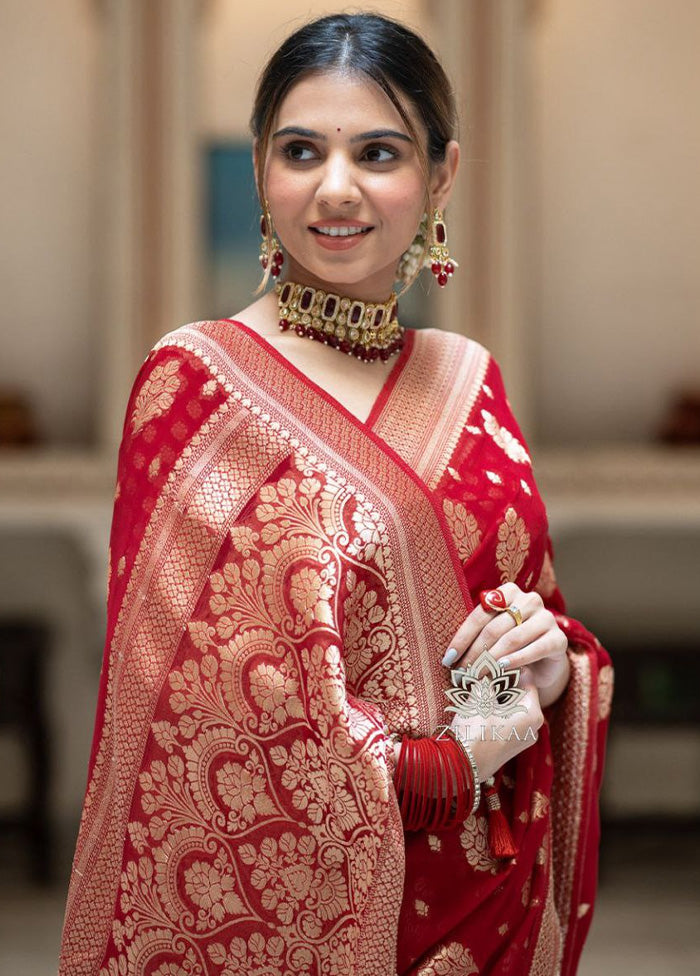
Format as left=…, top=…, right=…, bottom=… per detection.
left=273, top=277, right=404, bottom=364
left=283, top=258, right=397, bottom=304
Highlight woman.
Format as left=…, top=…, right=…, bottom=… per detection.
left=59, top=13, right=613, bottom=976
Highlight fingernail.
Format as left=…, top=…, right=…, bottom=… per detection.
left=501, top=657, right=511, bottom=669
left=442, top=647, right=459, bottom=667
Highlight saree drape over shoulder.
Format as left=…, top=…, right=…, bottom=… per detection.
left=59, top=321, right=613, bottom=976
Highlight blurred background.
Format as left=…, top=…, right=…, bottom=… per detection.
left=0, top=0, right=698, bottom=972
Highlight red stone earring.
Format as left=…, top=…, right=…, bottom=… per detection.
left=428, top=208, right=458, bottom=287
left=258, top=200, right=284, bottom=278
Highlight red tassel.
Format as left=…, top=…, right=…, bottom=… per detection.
left=483, top=772, right=518, bottom=859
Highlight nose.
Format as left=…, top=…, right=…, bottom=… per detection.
left=315, top=151, right=362, bottom=209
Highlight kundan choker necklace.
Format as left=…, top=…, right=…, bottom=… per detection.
left=274, top=279, right=404, bottom=362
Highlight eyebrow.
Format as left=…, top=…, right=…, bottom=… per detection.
left=271, top=125, right=413, bottom=144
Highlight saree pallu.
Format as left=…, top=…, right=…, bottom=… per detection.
left=59, top=321, right=613, bottom=976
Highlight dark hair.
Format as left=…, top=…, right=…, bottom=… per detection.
left=250, top=12, right=458, bottom=292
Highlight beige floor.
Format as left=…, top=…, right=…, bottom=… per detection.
left=1, top=826, right=698, bottom=975
left=577, top=825, right=700, bottom=976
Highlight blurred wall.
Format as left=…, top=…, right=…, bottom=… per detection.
left=529, top=0, right=700, bottom=444
left=3, top=0, right=697, bottom=449
left=1, top=0, right=698, bottom=833
left=0, top=0, right=103, bottom=447
left=197, top=0, right=432, bottom=139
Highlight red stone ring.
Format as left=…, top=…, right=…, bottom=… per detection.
left=479, top=588, right=508, bottom=613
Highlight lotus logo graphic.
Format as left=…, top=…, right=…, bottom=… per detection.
left=445, top=649, right=528, bottom=720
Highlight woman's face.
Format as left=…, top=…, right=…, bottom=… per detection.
left=260, top=70, right=453, bottom=302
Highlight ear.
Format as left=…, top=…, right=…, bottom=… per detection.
left=428, top=140, right=460, bottom=212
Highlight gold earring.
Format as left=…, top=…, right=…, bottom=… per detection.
left=427, top=209, right=458, bottom=287
left=258, top=200, right=284, bottom=277
left=396, top=211, right=430, bottom=285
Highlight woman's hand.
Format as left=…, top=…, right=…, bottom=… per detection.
left=442, top=582, right=570, bottom=701
left=448, top=665, right=544, bottom=782
left=397, top=666, right=544, bottom=791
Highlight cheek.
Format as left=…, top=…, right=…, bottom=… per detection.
left=378, top=175, right=425, bottom=220
left=383, top=191, right=426, bottom=245
left=265, top=166, right=308, bottom=214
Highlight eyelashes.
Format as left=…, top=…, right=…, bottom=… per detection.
left=279, top=143, right=316, bottom=162
left=279, top=142, right=400, bottom=164
left=363, top=146, right=401, bottom=163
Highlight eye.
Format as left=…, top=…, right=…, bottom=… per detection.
left=280, top=142, right=317, bottom=162
left=363, top=144, right=400, bottom=163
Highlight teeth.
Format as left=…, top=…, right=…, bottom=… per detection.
left=315, top=226, right=369, bottom=237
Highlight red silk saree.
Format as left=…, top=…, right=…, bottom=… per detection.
left=59, top=320, right=613, bottom=976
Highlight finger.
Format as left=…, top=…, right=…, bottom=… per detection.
left=458, top=595, right=545, bottom=667
left=441, top=606, right=499, bottom=666
left=518, top=665, right=536, bottom=686
left=497, top=631, right=567, bottom=672
left=442, top=583, right=524, bottom=666
left=517, top=667, right=544, bottom=711
left=484, top=608, right=553, bottom=666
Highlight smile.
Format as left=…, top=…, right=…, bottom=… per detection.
left=311, top=226, right=373, bottom=237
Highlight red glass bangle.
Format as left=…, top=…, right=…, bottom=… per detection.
left=445, top=736, right=463, bottom=827
left=452, top=735, right=472, bottom=824
left=407, top=739, right=420, bottom=829
left=430, top=733, right=451, bottom=831
left=394, top=736, right=407, bottom=796
left=405, top=737, right=419, bottom=830
left=400, top=737, right=412, bottom=825
left=415, top=738, right=430, bottom=829
left=413, top=739, right=425, bottom=829
left=427, top=736, right=447, bottom=830
left=397, top=737, right=411, bottom=823
left=434, top=734, right=457, bottom=828
left=418, top=738, right=433, bottom=827
left=405, top=738, right=421, bottom=830
left=394, top=735, right=407, bottom=795
left=397, top=732, right=480, bottom=832
left=428, top=738, right=440, bottom=826
left=417, top=738, right=429, bottom=827
left=413, top=739, right=428, bottom=830
left=436, top=733, right=473, bottom=827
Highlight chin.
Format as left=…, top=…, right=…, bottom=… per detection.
left=310, top=259, right=397, bottom=288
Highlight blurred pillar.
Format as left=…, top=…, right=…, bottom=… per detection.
left=435, top=0, right=534, bottom=435
left=99, top=0, right=201, bottom=452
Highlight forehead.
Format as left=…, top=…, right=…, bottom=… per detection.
left=275, top=70, right=422, bottom=135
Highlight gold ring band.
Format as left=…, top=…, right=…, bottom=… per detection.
left=505, top=604, right=523, bottom=626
